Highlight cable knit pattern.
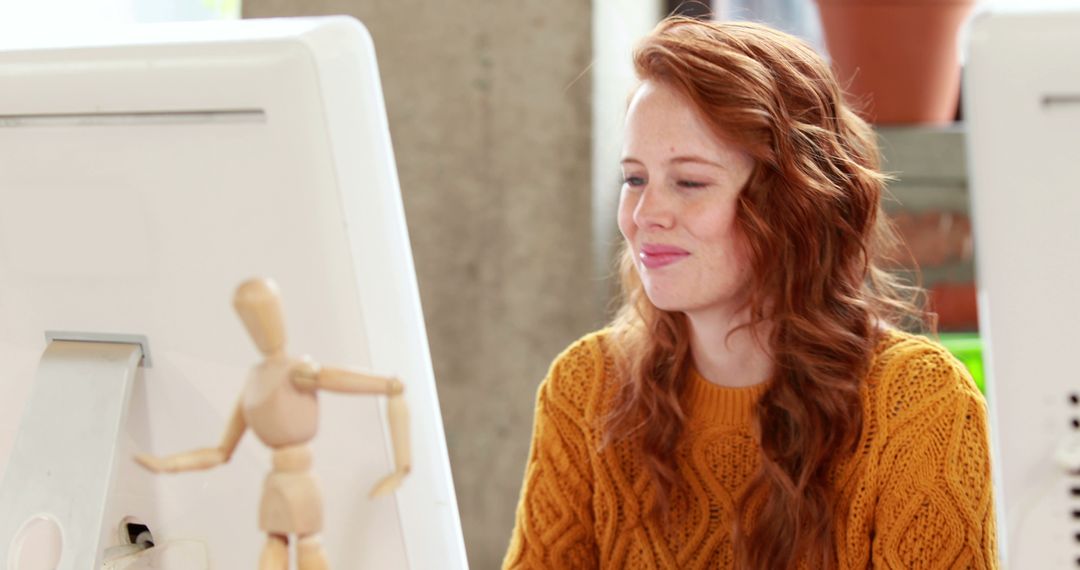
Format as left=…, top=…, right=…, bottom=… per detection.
left=503, top=329, right=998, bottom=569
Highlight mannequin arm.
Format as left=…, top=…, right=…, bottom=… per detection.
left=292, top=361, right=403, bottom=396
left=369, top=390, right=411, bottom=497
left=135, top=401, right=247, bottom=473
left=291, top=361, right=411, bottom=496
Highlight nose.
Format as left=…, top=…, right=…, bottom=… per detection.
left=632, top=183, right=675, bottom=230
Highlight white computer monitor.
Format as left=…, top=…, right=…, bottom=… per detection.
left=0, top=17, right=467, bottom=569
left=964, top=7, right=1080, bottom=568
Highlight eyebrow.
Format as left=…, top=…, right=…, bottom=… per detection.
left=620, top=155, right=726, bottom=169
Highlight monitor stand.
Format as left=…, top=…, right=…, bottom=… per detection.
left=0, top=333, right=149, bottom=569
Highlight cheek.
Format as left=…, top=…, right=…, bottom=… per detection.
left=617, top=190, right=637, bottom=241
left=722, top=228, right=754, bottom=280
left=694, top=205, right=748, bottom=265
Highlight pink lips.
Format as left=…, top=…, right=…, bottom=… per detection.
left=639, top=243, right=690, bottom=269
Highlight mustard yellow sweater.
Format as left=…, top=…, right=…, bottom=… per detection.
left=503, top=329, right=998, bottom=569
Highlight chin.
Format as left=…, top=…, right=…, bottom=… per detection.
left=642, top=289, right=692, bottom=313
left=643, top=285, right=741, bottom=315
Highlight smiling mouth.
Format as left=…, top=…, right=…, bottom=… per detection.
left=639, top=250, right=689, bottom=269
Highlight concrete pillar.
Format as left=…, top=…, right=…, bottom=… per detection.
left=241, top=1, right=600, bottom=567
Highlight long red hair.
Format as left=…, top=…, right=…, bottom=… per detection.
left=602, top=17, right=926, bottom=569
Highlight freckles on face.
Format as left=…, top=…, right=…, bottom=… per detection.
left=618, top=81, right=755, bottom=313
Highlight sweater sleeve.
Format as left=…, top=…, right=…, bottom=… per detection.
left=871, top=344, right=999, bottom=569
left=502, top=338, right=600, bottom=570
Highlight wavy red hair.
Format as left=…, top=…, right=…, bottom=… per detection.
left=602, top=17, right=927, bottom=570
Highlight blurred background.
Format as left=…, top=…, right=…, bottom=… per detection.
left=0, top=0, right=1072, bottom=567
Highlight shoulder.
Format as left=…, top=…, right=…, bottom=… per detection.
left=867, top=332, right=998, bottom=568
left=546, top=329, right=610, bottom=381
left=867, top=328, right=985, bottom=432
left=538, top=329, right=618, bottom=420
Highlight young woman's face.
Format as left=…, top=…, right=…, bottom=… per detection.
left=618, top=81, right=756, bottom=314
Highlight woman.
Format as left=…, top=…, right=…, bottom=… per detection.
left=503, top=16, right=997, bottom=570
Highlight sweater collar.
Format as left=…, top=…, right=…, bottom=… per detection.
left=683, top=366, right=772, bottom=427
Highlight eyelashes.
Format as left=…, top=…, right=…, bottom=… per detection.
left=621, top=176, right=709, bottom=190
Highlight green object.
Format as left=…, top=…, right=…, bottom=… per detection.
left=937, top=333, right=985, bottom=395
left=201, top=0, right=240, bottom=18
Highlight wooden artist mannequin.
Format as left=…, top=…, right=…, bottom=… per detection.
left=135, top=278, right=411, bottom=570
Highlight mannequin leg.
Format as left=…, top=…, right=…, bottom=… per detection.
left=297, top=533, right=329, bottom=570
left=259, top=534, right=289, bottom=570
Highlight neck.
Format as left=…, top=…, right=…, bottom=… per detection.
left=685, top=304, right=773, bottom=388
left=263, top=348, right=287, bottom=360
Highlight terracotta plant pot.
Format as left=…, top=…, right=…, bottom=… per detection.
left=815, top=0, right=976, bottom=125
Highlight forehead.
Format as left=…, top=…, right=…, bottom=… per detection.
left=623, top=81, right=732, bottom=158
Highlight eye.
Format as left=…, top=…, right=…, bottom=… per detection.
left=676, top=180, right=708, bottom=189
left=622, top=176, right=646, bottom=188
